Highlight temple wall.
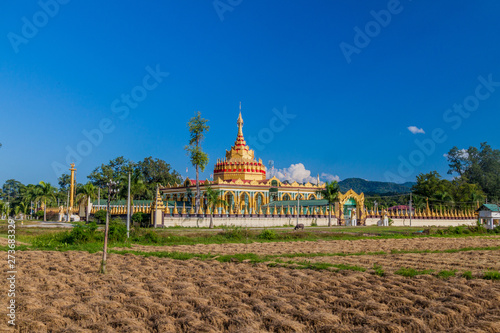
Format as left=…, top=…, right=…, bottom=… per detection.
left=364, top=218, right=477, bottom=227
left=160, top=216, right=477, bottom=228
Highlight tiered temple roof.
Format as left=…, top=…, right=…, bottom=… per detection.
left=213, top=109, right=266, bottom=181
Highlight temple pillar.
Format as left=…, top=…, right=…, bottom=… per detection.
left=69, top=163, right=76, bottom=213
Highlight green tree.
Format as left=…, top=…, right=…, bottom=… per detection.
left=118, top=169, right=149, bottom=203
left=22, top=184, right=41, bottom=215
left=185, top=112, right=210, bottom=213
left=36, top=181, right=56, bottom=222
left=88, top=156, right=134, bottom=190
left=446, top=143, right=500, bottom=201
left=205, top=185, right=227, bottom=229
left=136, top=156, right=183, bottom=193
left=19, top=201, right=29, bottom=220
left=1, top=179, right=25, bottom=202
left=58, top=173, right=71, bottom=191
left=76, top=182, right=97, bottom=222
left=317, top=181, right=340, bottom=227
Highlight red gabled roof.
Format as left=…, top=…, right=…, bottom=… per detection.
left=188, top=180, right=206, bottom=185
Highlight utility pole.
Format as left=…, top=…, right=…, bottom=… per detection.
left=409, top=192, right=413, bottom=227
left=126, top=172, right=131, bottom=238
left=66, top=190, right=70, bottom=221
left=98, top=187, right=100, bottom=210
left=101, top=180, right=118, bottom=274
left=296, top=189, right=300, bottom=226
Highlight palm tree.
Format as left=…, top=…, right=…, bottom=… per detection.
left=36, top=181, right=56, bottom=222
left=118, top=169, right=149, bottom=203
left=316, top=181, right=340, bottom=227
left=205, top=185, right=227, bottom=229
left=22, top=184, right=41, bottom=216
left=435, top=190, right=454, bottom=210
left=19, top=201, right=29, bottom=220
left=76, top=182, right=97, bottom=222
left=3, top=204, right=11, bottom=219
left=14, top=206, right=20, bottom=219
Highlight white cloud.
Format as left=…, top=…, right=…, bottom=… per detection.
left=407, top=126, right=425, bottom=134
left=321, top=172, right=340, bottom=182
left=267, top=163, right=340, bottom=185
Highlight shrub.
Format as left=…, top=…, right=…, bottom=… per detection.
left=395, top=267, right=433, bottom=277
left=60, top=222, right=100, bottom=244
left=132, top=212, right=144, bottom=223
left=483, top=270, right=500, bottom=280
left=388, top=218, right=394, bottom=226
left=437, top=270, right=457, bottom=279
left=36, top=210, right=44, bottom=219
left=143, top=230, right=159, bottom=243
left=108, top=219, right=127, bottom=242
left=258, top=229, right=277, bottom=240
left=94, top=210, right=107, bottom=224
left=132, top=212, right=151, bottom=227
left=219, top=226, right=250, bottom=240
left=373, top=264, right=385, bottom=277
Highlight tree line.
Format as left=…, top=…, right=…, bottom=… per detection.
left=364, top=142, right=499, bottom=210
left=0, top=156, right=183, bottom=221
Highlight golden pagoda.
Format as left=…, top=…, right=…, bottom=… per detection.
left=213, top=107, right=266, bottom=181
left=160, top=106, right=364, bottom=221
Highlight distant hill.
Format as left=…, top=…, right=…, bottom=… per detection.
left=338, top=178, right=415, bottom=195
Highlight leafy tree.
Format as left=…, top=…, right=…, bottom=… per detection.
left=118, top=168, right=149, bottom=202
left=88, top=156, right=182, bottom=201
left=36, top=181, right=56, bottom=222
left=446, top=143, right=500, bottom=201
left=184, top=112, right=210, bottom=213
left=317, top=181, right=340, bottom=226
left=76, top=182, right=97, bottom=222
left=88, top=156, right=134, bottom=190
left=1, top=179, right=25, bottom=202
left=412, top=171, right=447, bottom=198
left=94, top=209, right=107, bottom=224
left=205, top=185, right=227, bottom=229
left=136, top=156, right=182, bottom=190
left=58, top=173, right=71, bottom=191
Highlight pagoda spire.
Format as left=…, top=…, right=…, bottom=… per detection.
left=237, top=102, right=244, bottom=138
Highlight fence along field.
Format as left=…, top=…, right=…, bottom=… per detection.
left=1, top=225, right=499, bottom=332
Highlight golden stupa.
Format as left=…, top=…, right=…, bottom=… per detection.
left=213, top=107, right=266, bottom=181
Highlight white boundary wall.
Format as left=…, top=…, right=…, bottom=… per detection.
left=161, top=216, right=477, bottom=228
left=365, top=218, right=477, bottom=227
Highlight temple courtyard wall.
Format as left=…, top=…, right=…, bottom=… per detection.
left=159, top=217, right=477, bottom=228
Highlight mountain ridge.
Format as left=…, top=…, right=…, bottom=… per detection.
left=338, top=178, right=414, bottom=195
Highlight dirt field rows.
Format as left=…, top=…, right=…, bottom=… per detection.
left=3, top=249, right=500, bottom=332
left=122, top=235, right=500, bottom=255
left=292, top=250, right=500, bottom=276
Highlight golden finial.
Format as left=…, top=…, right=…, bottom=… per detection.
left=237, top=104, right=243, bottom=135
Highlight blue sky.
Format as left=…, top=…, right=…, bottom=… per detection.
left=1, top=0, right=500, bottom=186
